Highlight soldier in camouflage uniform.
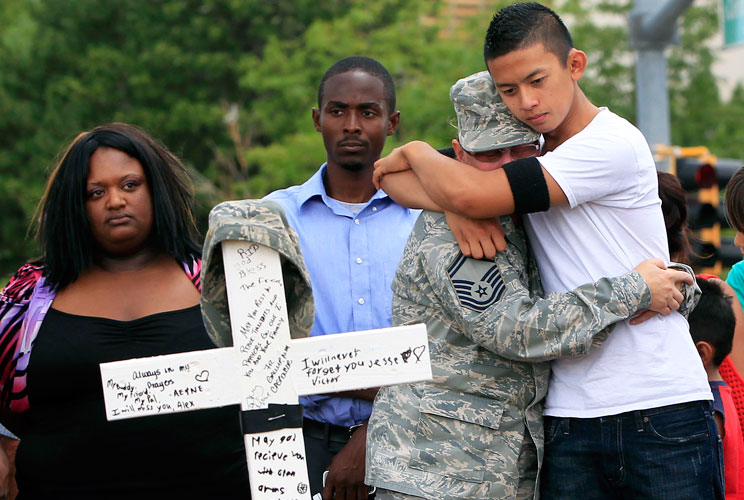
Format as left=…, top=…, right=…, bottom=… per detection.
left=366, top=71, right=698, bottom=500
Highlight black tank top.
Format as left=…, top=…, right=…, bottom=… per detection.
left=16, top=305, right=251, bottom=499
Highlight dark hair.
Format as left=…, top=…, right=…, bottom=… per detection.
left=34, top=123, right=201, bottom=290
left=688, top=278, right=735, bottom=367
left=725, top=165, right=744, bottom=232
left=484, top=2, right=573, bottom=66
left=317, top=56, right=396, bottom=112
left=657, top=171, right=692, bottom=265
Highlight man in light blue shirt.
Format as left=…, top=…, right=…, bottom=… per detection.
left=265, top=56, right=419, bottom=500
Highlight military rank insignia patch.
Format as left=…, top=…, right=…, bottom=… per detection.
left=447, top=253, right=506, bottom=312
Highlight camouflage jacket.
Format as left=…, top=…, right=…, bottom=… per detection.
left=200, top=199, right=314, bottom=347
left=366, top=211, right=652, bottom=500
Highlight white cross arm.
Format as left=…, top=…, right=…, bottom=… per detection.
left=99, top=323, right=430, bottom=421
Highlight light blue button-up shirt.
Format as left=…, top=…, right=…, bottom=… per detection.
left=265, top=164, right=420, bottom=426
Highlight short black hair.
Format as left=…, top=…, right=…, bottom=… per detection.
left=484, top=2, right=573, bottom=66
left=725, top=165, right=744, bottom=232
left=317, top=56, right=396, bottom=112
left=688, top=278, right=735, bottom=367
left=35, top=123, right=201, bottom=290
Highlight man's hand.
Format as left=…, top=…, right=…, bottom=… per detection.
left=322, top=422, right=369, bottom=500
left=445, top=211, right=506, bottom=259
left=630, top=259, right=692, bottom=325
left=373, top=144, right=416, bottom=190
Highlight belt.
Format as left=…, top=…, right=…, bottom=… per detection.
left=302, top=417, right=362, bottom=444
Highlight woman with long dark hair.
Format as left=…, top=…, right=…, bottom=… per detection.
left=0, top=123, right=249, bottom=499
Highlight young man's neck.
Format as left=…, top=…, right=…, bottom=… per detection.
left=543, top=87, right=600, bottom=152
left=324, top=162, right=379, bottom=203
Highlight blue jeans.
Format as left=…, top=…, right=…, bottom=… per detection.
left=541, top=401, right=723, bottom=500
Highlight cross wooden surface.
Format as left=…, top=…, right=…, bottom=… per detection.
left=100, top=241, right=432, bottom=500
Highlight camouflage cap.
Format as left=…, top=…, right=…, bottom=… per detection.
left=201, top=199, right=314, bottom=347
left=450, top=71, right=539, bottom=153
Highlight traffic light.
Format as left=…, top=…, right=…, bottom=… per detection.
left=666, top=147, right=721, bottom=274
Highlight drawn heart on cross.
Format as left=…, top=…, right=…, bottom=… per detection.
left=412, top=345, right=426, bottom=362
left=195, top=370, right=210, bottom=382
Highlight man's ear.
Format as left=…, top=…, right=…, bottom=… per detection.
left=452, top=139, right=467, bottom=162
left=566, top=48, right=587, bottom=82
left=695, top=340, right=715, bottom=367
left=387, top=111, right=400, bottom=136
left=312, top=108, right=321, bottom=132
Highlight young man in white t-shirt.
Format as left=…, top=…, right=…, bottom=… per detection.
left=373, top=2, right=721, bottom=499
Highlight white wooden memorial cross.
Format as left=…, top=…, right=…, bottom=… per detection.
left=100, top=240, right=432, bottom=500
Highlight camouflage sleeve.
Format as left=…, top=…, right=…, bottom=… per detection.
left=434, top=251, right=652, bottom=362
left=667, top=262, right=700, bottom=318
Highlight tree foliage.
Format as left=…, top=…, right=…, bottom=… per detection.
left=0, top=0, right=740, bottom=279
left=0, top=0, right=358, bottom=275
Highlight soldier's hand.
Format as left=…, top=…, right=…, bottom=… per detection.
left=322, top=422, right=369, bottom=500
left=630, top=309, right=659, bottom=324
left=445, top=211, right=506, bottom=259
left=630, top=258, right=692, bottom=324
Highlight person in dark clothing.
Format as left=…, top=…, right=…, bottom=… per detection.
left=0, top=123, right=251, bottom=499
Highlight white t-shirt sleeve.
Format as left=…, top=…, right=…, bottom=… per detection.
left=538, top=132, right=641, bottom=209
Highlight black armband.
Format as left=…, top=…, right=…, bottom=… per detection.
left=240, top=403, right=303, bottom=434
left=502, top=157, right=550, bottom=214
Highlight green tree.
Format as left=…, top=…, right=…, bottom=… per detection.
left=0, top=0, right=741, bottom=281
left=0, top=0, right=357, bottom=277
left=667, top=0, right=722, bottom=149
left=225, top=0, right=491, bottom=198
left=711, top=83, right=744, bottom=160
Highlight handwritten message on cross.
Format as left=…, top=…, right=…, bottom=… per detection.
left=100, top=241, right=432, bottom=500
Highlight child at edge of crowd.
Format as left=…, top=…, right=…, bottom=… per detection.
left=722, top=165, right=744, bottom=439
left=690, top=276, right=744, bottom=500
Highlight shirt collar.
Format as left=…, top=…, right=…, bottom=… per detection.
left=297, top=163, right=390, bottom=210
